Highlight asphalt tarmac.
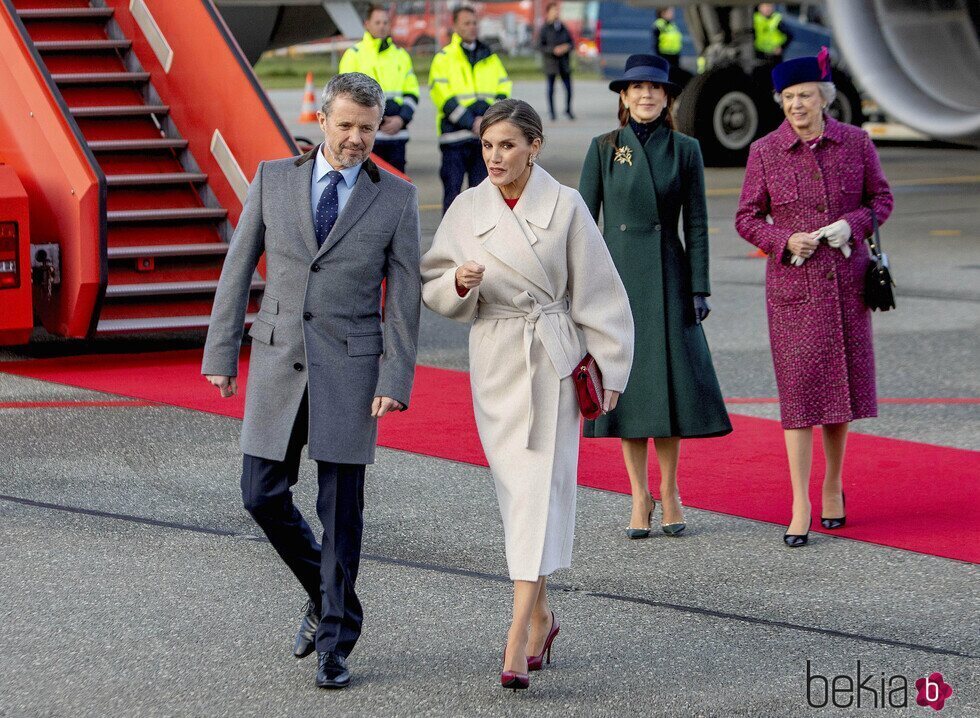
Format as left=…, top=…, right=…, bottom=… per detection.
left=1, top=80, right=977, bottom=717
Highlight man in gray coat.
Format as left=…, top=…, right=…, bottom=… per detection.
left=202, top=72, right=420, bottom=689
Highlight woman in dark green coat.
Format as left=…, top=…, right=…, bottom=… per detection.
left=579, top=54, right=731, bottom=539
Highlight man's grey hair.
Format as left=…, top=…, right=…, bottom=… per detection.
left=773, top=81, right=837, bottom=107
left=320, top=72, right=384, bottom=117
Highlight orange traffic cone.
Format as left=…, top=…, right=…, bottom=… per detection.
left=748, top=247, right=767, bottom=258
left=298, top=72, right=317, bottom=123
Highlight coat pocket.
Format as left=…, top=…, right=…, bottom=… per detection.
left=767, top=259, right=810, bottom=306
left=770, top=173, right=799, bottom=206
left=347, top=331, right=384, bottom=357
left=248, top=318, right=275, bottom=345
left=259, top=294, right=279, bottom=315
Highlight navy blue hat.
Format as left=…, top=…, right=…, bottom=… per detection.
left=608, top=54, right=678, bottom=93
left=772, top=47, right=833, bottom=92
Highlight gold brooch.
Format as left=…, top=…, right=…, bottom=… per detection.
left=614, top=146, right=633, bottom=166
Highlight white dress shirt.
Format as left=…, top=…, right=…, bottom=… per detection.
left=311, top=145, right=361, bottom=220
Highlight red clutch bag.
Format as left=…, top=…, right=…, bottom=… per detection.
left=574, top=353, right=604, bottom=420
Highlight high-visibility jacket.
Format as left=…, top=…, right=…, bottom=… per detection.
left=339, top=32, right=419, bottom=142
left=427, top=33, right=512, bottom=145
left=654, top=18, right=682, bottom=55
left=753, top=11, right=788, bottom=55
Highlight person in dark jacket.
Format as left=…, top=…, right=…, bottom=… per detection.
left=579, top=54, right=732, bottom=541
left=538, top=2, right=575, bottom=121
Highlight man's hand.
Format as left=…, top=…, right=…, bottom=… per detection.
left=471, top=115, right=483, bottom=134
left=372, top=396, right=404, bottom=417
left=553, top=43, right=571, bottom=56
left=206, top=375, right=238, bottom=398
left=379, top=115, right=405, bottom=136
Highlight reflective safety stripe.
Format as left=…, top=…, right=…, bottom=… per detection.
left=376, top=130, right=410, bottom=142
left=403, top=97, right=418, bottom=110
left=439, top=129, right=478, bottom=144
left=447, top=104, right=468, bottom=124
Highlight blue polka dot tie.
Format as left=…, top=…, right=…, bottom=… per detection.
left=314, top=170, right=343, bottom=248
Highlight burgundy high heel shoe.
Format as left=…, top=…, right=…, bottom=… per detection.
left=501, top=641, right=530, bottom=690
left=527, top=612, right=560, bottom=671
left=500, top=670, right=530, bottom=691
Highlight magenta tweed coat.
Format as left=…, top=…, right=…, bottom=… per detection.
left=735, top=118, right=894, bottom=429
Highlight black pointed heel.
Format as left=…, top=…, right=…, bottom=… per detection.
left=821, top=492, right=846, bottom=529
left=783, top=515, right=812, bottom=548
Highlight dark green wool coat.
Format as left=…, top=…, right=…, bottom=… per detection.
left=580, top=122, right=732, bottom=439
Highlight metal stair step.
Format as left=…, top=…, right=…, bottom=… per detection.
left=104, top=279, right=264, bottom=298
left=35, top=39, right=131, bottom=52
left=70, top=104, right=170, bottom=118
left=51, top=71, right=149, bottom=85
left=107, top=207, right=227, bottom=223
left=98, top=313, right=256, bottom=333
left=106, top=172, right=207, bottom=187
left=17, top=8, right=114, bottom=20
left=108, top=243, right=229, bottom=259
left=88, top=138, right=187, bottom=152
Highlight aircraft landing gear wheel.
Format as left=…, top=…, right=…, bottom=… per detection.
left=675, top=65, right=767, bottom=166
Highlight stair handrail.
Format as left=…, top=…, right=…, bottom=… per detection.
left=0, top=0, right=108, bottom=338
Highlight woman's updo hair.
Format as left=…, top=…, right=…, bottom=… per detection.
left=479, top=99, right=545, bottom=147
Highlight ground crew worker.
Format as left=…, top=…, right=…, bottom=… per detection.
left=339, top=4, right=419, bottom=172
left=428, top=5, right=512, bottom=213
left=651, top=7, right=682, bottom=69
left=753, top=3, right=794, bottom=63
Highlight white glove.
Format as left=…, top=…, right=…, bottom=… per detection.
left=818, top=219, right=852, bottom=258
left=790, top=254, right=806, bottom=267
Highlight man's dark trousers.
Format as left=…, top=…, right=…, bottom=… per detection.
left=241, top=392, right=366, bottom=657
left=373, top=140, right=408, bottom=173
left=440, top=139, right=487, bottom=213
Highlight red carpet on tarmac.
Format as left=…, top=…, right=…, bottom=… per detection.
left=2, top=348, right=978, bottom=564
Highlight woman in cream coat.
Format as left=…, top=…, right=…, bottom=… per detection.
left=422, top=99, right=634, bottom=690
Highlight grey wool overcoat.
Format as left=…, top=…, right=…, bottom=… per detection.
left=202, top=147, right=421, bottom=465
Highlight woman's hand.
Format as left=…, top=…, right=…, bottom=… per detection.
left=455, top=261, right=486, bottom=290
left=602, top=389, right=620, bottom=414
left=787, top=231, right=820, bottom=259
left=693, top=296, right=711, bottom=324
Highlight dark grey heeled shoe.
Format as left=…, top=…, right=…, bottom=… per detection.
left=660, top=497, right=687, bottom=536
left=626, top=503, right=654, bottom=539
left=821, top=492, right=846, bottom=530
left=783, top=516, right=813, bottom=548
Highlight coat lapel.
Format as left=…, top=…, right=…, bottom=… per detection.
left=617, top=126, right=662, bottom=226
left=292, top=147, right=320, bottom=258
left=473, top=169, right=555, bottom=296
left=313, top=159, right=382, bottom=261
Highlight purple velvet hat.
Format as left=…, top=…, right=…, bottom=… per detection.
left=772, top=47, right=833, bottom=92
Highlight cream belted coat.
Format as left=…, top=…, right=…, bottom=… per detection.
left=421, top=166, right=634, bottom=581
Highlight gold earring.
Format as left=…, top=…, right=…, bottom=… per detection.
left=623, top=103, right=630, bottom=109
left=528, top=155, right=535, bottom=166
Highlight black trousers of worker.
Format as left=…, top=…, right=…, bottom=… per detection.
left=373, top=139, right=408, bottom=173
left=241, top=392, right=366, bottom=657
left=440, top=139, right=487, bottom=213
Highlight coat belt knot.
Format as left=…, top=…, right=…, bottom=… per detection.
left=478, top=291, right=573, bottom=448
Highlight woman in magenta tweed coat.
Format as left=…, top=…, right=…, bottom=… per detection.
left=735, top=51, right=893, bottom=547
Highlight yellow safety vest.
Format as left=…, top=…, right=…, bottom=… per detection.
left=427, top=33, right=512, bottom=144
left=339, top=33, right=419, bottom=140
left=754, top=12, right=788, bottom=55
left=655, top=18, right=682, bottom=55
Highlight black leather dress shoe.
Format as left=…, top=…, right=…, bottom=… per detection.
left=316, top=651, right=350, bottom=689
left=293, top=600, right=320, bottom=659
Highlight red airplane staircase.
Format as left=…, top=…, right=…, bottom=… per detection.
left=0, top=0, right=297, bottom=340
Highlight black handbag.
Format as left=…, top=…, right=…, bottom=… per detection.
left=864, top=210, right=896, bottom=311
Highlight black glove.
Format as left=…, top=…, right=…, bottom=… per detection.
left=693, top=295, right=711, bottom=324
